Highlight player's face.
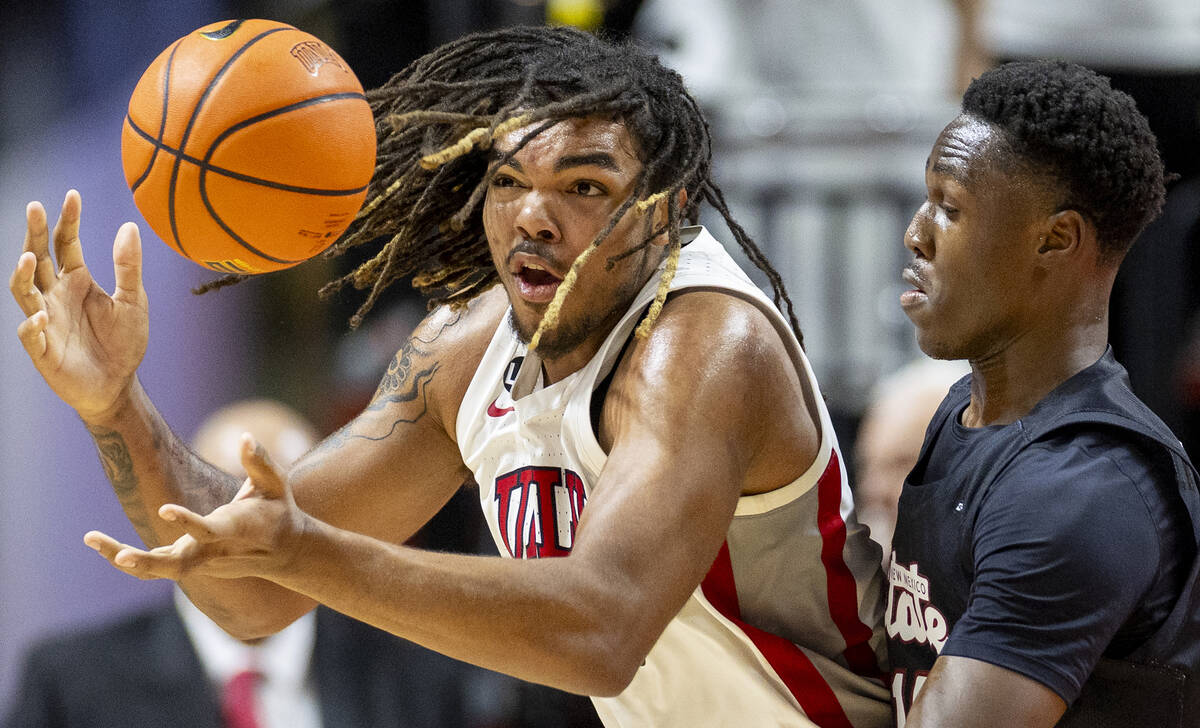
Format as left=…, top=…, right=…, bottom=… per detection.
left=900, top=115, right=1051, bottom=361
left=483, top=116, right=664, bottom=371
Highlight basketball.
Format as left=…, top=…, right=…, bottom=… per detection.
left=120, top=19, right=377, bottom=274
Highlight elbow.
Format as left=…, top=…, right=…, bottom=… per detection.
left=216, top=602, right=315, bottom=642
left=587, top=664, right=639, bottom=698
left=578, top=627, right=649, bottom=697
left=220, top=615, right=289, bottom=643
left=179, top=583, right=313, bottom=642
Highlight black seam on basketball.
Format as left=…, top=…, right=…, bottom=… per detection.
left=205, top=209, right=298, bottom=264
left=129, top=40, right=182, bottom=200
left=195, top=91, right=369, bottom=266
left=199, top=20, right=247, bottom=41
left=167, top=25, right=290, bottom=260
left=126, top=115, right=369, bottom=196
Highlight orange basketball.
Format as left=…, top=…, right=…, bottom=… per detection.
left=121, top=19, right=376, bottom=274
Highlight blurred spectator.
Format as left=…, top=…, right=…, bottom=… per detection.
left=853, top=358, right=968, bottom=566
left=4, top=399, right=474, bottom=728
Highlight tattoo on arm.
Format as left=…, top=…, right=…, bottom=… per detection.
left=149, top=414, right=236, bottom=512
left=87, top=419, right=239, bottom=545
left=87, top=424, right=152, bottom=537
left=372, top=338, right=438, bottom=403
left=359, top=337, right=440, bottom=439
left=290, top=311, right=467, bottom=481
left=295, top=337, right=444, bottom=476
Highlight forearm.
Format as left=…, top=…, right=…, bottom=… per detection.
left=84, top=378, right=317, bottom=637
left=277, top=517, right=648, bottom=695
left=83, top=377, right=237, bottom=546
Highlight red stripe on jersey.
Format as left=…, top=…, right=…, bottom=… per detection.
left=701, top=542, right=855, bottom=728
left=817, top=451, right=884, bottom=679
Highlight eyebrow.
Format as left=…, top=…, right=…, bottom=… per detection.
left=555, top=152, right=621, bottom=173
left=498, top=153, right=622, bottom=174
left=930, top=157, right=969, bottom=185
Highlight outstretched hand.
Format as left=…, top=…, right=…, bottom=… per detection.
left=84, top=434, right=312, bottom=582
left=9, top=190, right=149, bottom=420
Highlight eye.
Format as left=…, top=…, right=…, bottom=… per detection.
left=490, top=173, right=522, bottom=189
left=570, top=180, right=606, bottom=197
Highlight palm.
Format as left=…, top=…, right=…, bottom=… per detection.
left=11, top=191, right=149, bottom=420
left=86, top=437, right=307, bottom=583
left=40, top=264, right=147, bottom=414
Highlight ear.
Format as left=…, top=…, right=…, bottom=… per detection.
left=648, top=188, right=688, bottom=248
left=1036, top=209, right=1094, bottom=261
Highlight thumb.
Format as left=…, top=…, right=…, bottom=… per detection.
left=240, top=433, right=287, bottom=499
left=112, top=222, right=144, bottom=303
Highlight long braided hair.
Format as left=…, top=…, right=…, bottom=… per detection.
left=212, top=25, right=803, bottom=347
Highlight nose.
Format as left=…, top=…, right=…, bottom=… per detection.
left=514, top=190, right=560, bottom=243
left=904, top=201, right=932, bottom=258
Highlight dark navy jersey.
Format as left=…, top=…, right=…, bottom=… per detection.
left=886, top=350, right=1198, bottom=726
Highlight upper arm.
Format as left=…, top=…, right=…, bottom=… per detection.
left=943, top=437, right=1164, bottom=702
left=908, top=654, right=1066, bottom=728
left=286, top=289, right=506, bottom=545
left=569, top=290, right=818, bottom=664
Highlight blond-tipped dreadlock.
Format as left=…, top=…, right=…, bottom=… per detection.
left=200, top=25, right=803, bottom=347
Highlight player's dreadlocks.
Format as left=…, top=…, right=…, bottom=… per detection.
left=208, top=25, right=802, bottom=348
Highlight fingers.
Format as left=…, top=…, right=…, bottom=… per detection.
left=10, top=250, right=47, bottom=318
left=22, top=201, right=57, bottom=291
left=52, top=190, right=87, bottom=274
left=84, top=530, right=132, bottom=563
left=240, top=434, right=288, bottom=499
left=85, top=527, right=246, bottom=582
left=111, top=222, right=144, bottom=304
left=84, top=530, right=178, bottom=581
left=15, top=309, right=49, bottom=360
left=159, top=503, right=220, bottom=541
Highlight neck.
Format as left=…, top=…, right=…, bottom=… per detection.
left=962, top=315, right=1109, bottom=427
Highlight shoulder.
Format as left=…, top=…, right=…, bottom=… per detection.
left=19, top=605, right=180, bottom=673
left=625, top=288, right=792, bottom=378
left=601, top=289, right=819, bottom=489
left=378, top=285, right=508, bottom=426
left=973, top=428, right=1171, bottom=566
left=404, top=285, right=508, bottom=368
left=609, top=289, right=793, bottom=418
left=995, top=427, right=1170, bottom=504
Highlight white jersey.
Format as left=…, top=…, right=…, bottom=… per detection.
left=457, top=227, right=891, bottom=727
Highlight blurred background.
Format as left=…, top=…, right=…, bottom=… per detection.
left=2, top=0, right=1197, bottom=723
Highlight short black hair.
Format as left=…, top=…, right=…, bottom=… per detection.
left=962, top=60, right=1166, bottom=262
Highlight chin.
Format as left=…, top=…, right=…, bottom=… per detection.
left=915, top=330, right=966, bottom=362
left=506, top=307, right=588, bottom=359
left=529, top=322, right=591, bottom=360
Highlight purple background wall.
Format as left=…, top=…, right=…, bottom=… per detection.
left=0, top=0, right=257, bottom=713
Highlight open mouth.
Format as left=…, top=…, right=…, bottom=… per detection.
left=515, top=262, right=564, bottom=303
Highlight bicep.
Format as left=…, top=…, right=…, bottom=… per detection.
left=287, top=401, right=469, bottom=545
left=580, top=418, right=746, bottom=584
left=908, top=655, right=1066, bottom=728
left=566, top=296, right=780, bottom=656
left=285, top=302, right=495, bottom=545
left=567, top=418, right=746, bottom=663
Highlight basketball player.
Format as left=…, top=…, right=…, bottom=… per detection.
left=10, top=27, right=890, bottom=727
left=887, top=60, right=1200, bottom=726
